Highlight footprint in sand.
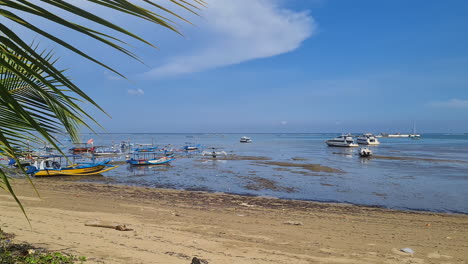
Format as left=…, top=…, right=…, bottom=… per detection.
left=319, top=248, right=336, bottom=254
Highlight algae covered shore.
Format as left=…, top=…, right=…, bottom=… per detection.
left=1, top=179, right=467, bottom=263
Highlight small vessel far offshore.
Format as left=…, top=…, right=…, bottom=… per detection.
left=240, top=136, right=252, bottom=143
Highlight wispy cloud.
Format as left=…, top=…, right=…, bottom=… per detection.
left=127, top=89, right=145, bottom=95
left=142, top=0, right=315, bottom=79
left=429, top=99, right=468, bottom=109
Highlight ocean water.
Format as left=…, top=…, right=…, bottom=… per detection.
left=29, top=133, right=468, bottom=213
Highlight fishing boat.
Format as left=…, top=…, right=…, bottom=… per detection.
left=126, top=152, right=175, bottom=165
left=326, top=134, right=358, bottom=147
left=183, top=143, right=200, bottom=151
left=356, top=133, right=380, bottom=145
left=92, top=146, right=123, bottom=156
left=240, top=136, right=252, bottom=143
left=69, top=143, right=92, bottom=154
left=132, top=144, right=158, bottom=152
left=26, top=157, right=117, bottom=177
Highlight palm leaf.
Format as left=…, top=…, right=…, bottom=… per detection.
left=0, top=0, right=205, bottom=218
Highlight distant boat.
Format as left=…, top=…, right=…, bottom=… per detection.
left=380, top=123, right=421, bottom=139
left=93, top=146, right=123, bottom=156
left=133, top=144, right=158, bottom=152
left=69, top=143, right=92, bottom=154
left=381, top=133, right=410, bottom=138
left=126, top=152, right=175, bottom=165
left=240, top=136, right=252, bottom=143
left=326, top=134, right=358, bottom=147
left=356, top=133, right=380, bottom=145
left=409, top=122, right=421, bottom=139
left=183, top=143, right=200, bottom=151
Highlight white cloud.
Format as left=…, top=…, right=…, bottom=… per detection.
left=127, top=88, right=145, bottom=95
left=142, top=0, right=315, bottom=79
left=429, top=99, right=468, bottom=109
left=280, top=121, right=288, bottom=125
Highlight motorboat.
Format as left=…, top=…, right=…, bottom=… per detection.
left=356, top=133, right=380, bottom=145
left=325, top=134, right=358, bottom=147
left=359, top=147, right=373, bottom=157
left=240, top=136, right=252, bottom=143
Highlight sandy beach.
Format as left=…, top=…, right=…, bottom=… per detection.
left=1, top=179, right=467, bottom=264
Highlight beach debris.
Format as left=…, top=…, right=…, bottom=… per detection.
left=191, top=257, right=209, bottom=264
left=400, top=248, right=415, bottom=254
left=283, top=220, right=303, bottom=226
left=240, top=202, right=255, bottom=208
left=165, top=251, right=191, bottom=259
left=172, top=211, right=181, bottom=217
left=85, top=220, right=133, bottom=231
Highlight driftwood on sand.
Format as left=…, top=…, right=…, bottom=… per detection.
left=85, top=220, right=133, bottom=231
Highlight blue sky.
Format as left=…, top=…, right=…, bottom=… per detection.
left=8, top=0, right=468, bottom=133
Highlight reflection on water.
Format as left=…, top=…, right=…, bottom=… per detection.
left=8, top=133, right=468, bottom=213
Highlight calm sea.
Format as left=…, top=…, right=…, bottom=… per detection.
left=30, top=133, right=468, bottom=213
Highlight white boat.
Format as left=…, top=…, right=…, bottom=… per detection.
left=381, top=133, right=410, bottom=138
left=356, top=133, right=380, bottom=145
left=93, top=146, right=123, bottom=156
left=409, top=122, right=421, bottom=139
left=359, top=147, right=373, bottom=157
left=326, top=134, right=358, bottom=147
left=240, top=136, right=252, bottom=143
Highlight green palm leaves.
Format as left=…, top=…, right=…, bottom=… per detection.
left=0, top=0, right=204, bottom=218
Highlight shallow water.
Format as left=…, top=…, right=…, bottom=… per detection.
left=17, top=133, right=468, bottom=213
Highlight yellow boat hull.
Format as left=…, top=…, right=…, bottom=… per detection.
left=34, top=165, right=117, bottom=177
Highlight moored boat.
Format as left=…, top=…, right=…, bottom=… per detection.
left=240, top=136, right=252, bottom=143
left=126, top=152, right=175, bottom=165
left=69, top=143, right=92, bottom=154
left=26, top=158, right=117, bottom=177
left=93, top=146, right=123, bottom=156
left=356, top=133, right=380, bottom=145
left=183, top=143, right=200, bottom=150
left=326, top=134, right=358, bottom=147
left=359, top=147, right=373, bottom=157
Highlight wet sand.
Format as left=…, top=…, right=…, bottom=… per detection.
left=1, top=179, right=467, bottom=264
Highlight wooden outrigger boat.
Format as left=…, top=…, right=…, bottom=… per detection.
left=126, top=152, right=175, bottom=165
left=26, top=157, right=118, bottom=177
left=69, top=143, right=92, bottom=154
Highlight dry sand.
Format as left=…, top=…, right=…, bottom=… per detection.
left=1, top=179, right=467, bottom=264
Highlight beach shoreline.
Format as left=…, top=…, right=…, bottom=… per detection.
left=1, top=179, right=467, bottom=263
